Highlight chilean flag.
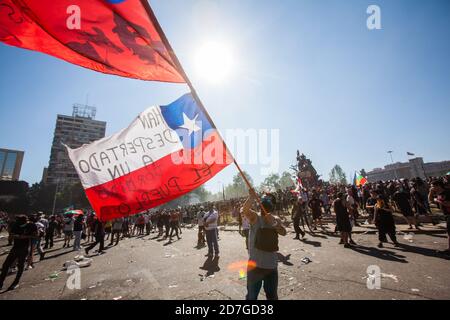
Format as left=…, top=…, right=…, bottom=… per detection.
left=0, top=0, right=185, bottom=82
left=66, top=94, right=233, bottom=221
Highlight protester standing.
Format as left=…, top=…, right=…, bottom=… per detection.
left=374, top=196, right=399, bottom=248
left=204, top=205, right=219, bottom=258
left=242, top=192, right=286, bottom=300
left=0, top=215, right=37, bottom=290
left=85, top=216, right=105, bottom=255
left=73, top=214, right=85, bottom=251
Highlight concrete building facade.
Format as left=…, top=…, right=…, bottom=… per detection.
left=45, top=104, right=106, bottom=186
left=367, top=157, right=450, bottom=182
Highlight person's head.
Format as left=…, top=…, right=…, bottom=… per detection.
left=337, top=192, right=345, bottom=200
left=261, top=194, right=276, bottom=214
left=376, top=196, right=385, bottom=208
left=16, top=215, right=27, bottom=225
left=431, top=180, right=445, bottom=193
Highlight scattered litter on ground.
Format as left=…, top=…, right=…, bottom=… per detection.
left=46, top=272, right=60, bottom=281
left=301, top=257, right=312, bottom=265
left=426, top=276, right=432, bottom=279
left=81, top=298, right=87, bottom=300
left=288, top=277, right=294, bottom=281
left=411, top=288, right=420, bottom=292
left=88, top=285, right=96, bottom=289
left=126, top=279, right=133, bottom=283
left=403, top=233, right=414, bottom=242
left=381, top=273, right=399, bottom=282
left=169, top=285, right=178, bottom=288
left=113, top=296, right=122, bottom=300
left=62, top=257, right=93, bottom=270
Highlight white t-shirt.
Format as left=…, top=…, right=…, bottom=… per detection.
left=197, top=211, right=205, bottom=227
left=204, top=210, right=218, bottom=231
left=64, top=217, right=74, bottom=232
left=346, top=195, right=355, bottom=208
left=242, top=216, right=250, bottom=230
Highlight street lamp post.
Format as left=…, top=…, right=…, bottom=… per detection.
left=387, top=151, right=398, bottom=180
left=51, top=178, right=60, bottom=216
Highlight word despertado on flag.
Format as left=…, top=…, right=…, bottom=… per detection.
left=66, top=94, right=232, bottom=221
left=0, top=0, right=185, bottom=82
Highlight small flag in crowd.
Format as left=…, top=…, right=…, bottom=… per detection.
left=66, top=94, right=232, bottom=221
left=0, top=0, right=185, bottom=82
left=355, top=175, right=367, bottom=186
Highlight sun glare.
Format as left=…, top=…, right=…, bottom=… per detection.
left=195, top=42, right=234, bottom=83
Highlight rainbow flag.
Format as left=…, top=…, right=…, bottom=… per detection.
left=356, top=175, right=368, bottom=186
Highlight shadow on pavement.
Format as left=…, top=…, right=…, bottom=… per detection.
left=393, top=243, right=450, bottom=260
left=300, top=239, right=322, bottom=247
left=349, top=245, right=408, bottom=263
left=200, top=256, right=220, bottom=277
left=277, top=253, right=294, bottom=266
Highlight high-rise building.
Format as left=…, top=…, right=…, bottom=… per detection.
left=0, top=148, right=24, bottom=181
left=45, top=104, right=106, bottom=186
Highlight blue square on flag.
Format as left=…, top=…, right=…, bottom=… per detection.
left=161, top=94, right=213, bottom=150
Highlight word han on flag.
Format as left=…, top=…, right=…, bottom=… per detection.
left=66, top=94, right=232, bottom=221
left=0, top=0, right=184, bottom=82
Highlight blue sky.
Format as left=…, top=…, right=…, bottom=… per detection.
left=0, top=0, right=449, bottom=193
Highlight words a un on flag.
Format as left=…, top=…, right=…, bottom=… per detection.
left=66, top=94, right=233, bottom=221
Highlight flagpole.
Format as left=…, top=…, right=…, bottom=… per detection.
left=141, top=1, right=268, bottom=215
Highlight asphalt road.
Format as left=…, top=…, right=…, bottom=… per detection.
left=0, top=223, right=449, bottom=300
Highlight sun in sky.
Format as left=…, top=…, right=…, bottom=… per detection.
left=194, top=41, right=234, bottom=83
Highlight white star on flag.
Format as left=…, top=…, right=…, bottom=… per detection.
left=179, top=113, right=201, bottom=136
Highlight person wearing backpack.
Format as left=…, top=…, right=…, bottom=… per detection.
left=241, top=191, right=287, bottom=300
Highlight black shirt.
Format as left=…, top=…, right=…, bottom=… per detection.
left=11, top=222, right=36, bottom=251
left=438, top=189, right=450, bottom=215
left=74, top=217, right=84, bottom=232
left=47, top=221, right=58, bottom=232
left=393, top=191, right=411, bottom=211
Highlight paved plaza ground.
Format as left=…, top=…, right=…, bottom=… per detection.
left=0, top=222, right=449, bottom=300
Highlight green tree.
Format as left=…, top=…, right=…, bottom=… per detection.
left=224, top=171, right=253, bottom=199
left=329, top=165, right=348, bottom=185
left=279, top=171, right=295, bottom=189
left=260, top=173, right=281, bottom=191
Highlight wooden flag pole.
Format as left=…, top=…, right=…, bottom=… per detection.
left=141, top=1, right=268, bottom=215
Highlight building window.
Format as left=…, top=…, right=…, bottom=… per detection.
left=1, top=152, right=17, bottom=180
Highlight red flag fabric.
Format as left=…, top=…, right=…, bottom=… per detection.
left=0, top=0, right=185, bottom=82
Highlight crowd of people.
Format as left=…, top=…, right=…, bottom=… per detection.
left=0, top=174, right=448, bottom=299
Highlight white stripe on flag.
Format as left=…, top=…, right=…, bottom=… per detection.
left=66, top=105, right=183, bottom=188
